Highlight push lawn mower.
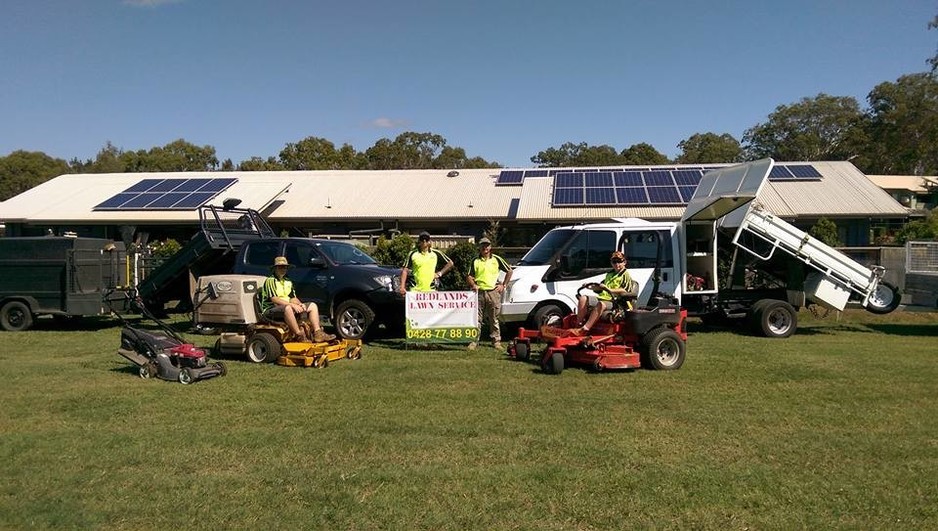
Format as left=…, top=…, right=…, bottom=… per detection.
left=112, top=294, right=226, bottom=385
left=508, top=284, right=687, bottom=375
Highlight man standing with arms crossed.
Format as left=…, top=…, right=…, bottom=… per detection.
left=399, top=231, right=454, bottom=293
left=466, top=237, right=512, bottom=350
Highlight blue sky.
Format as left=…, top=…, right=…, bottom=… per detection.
left=1, top=0, right=935, bottom=167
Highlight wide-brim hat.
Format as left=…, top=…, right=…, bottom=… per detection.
left=272, top=256, right=294, bottom=268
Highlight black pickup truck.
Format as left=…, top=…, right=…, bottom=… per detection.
left=232, top=238, right=404, bottom=340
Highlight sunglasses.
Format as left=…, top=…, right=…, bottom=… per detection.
left=611, top=258, right=625, bottom=264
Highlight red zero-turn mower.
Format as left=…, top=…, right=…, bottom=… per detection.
left=508, top=284, right=687, bottom=375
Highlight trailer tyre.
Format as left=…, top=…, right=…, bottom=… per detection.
left=642, top=328, right=686, bottom=370
left=246, top=333, right=282, bottom=363
left=865, top=281, right=900, bottom=315
left=335, top=299, right=375, bottom=341
left=0, top=301, right=33, bottom=332
left=755, top=300, right=797, bottom=338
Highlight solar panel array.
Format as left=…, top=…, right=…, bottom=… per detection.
left=93, top=178, right=238, bottom=211
left=494, top=164, right=823, bottom=206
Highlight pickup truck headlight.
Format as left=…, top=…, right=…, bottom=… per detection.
left=375, top=274, right=397, bottom=291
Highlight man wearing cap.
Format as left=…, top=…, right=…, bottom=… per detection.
left=399, top=231, right=454, bottom=293
left=574, top=251, right=633, bottom=335
left=260, top=256, right=335, bottom=343
left=466, top=237, right=513, bottom=350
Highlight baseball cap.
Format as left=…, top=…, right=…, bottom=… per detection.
left=418, top=231, right=431, bottom=241
left=478, top=237, right=492, bottom=246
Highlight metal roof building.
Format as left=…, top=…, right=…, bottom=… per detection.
left=0, top=161, right=909, bottom=246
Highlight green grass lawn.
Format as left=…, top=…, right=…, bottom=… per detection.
left=1, top=309, right=936, bottom=529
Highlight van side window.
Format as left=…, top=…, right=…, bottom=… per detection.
left=560, top=230, right=617, bottom=277
left=244, top=241, right=281, bottom=267
left=622, top=230, right=673, bottom=268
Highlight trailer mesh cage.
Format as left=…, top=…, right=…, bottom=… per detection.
left=905, top=241, right=938, bottom=273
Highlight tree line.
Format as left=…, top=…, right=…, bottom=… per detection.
left=2, top=16, right=937, bottom=203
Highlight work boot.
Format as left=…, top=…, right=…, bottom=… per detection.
left=492, top=341, right=502, bottom=350
left=313, top=329, right=336, bottom=342
left=467, top=342, right=477, bottom=351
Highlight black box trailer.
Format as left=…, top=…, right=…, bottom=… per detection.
left=0, top=237, right=128, bottom=331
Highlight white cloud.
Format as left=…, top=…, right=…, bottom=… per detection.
left=123, top=0, right=184, bottom=7
left=369, top=117, right=408, bottom=129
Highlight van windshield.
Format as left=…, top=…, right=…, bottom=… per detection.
left=316, top=241, right=378, bottom=265
left=518, top=229, right=576, bottom=265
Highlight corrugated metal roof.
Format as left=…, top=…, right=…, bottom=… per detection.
left=866, top=174, right=938, bottom=193
left=0, top=161, right=908, bottom=225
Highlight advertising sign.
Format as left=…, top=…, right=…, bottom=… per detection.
left=404, top=291, right=479, bottom=344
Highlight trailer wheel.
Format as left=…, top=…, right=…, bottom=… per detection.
left=542, top=351, right=564, bottom=375
left=0, top=301, right=33, bottom=332
left=246, top=333, right=282, bottom=363
left=178, top=368, right=194, bottom=385
left=335, top=299, right=375, bottom=340
left=864, top=281, right=900, bottom=315
left=532, top=304, right=565, bottom=328
left=755, top=300, right=797, bottom=338
left=642, top=328, right=686, bottom=370
left=514, top=341, right=530, bottom=361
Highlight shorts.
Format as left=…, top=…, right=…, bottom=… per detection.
left=263, top=306, right=308, bottom=321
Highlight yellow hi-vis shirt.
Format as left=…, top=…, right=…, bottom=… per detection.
left=261, top=276, right=295, bottom=312
left=598, top=269, right=632, bottom=301
left=403, top=248, right=452, bottom=292
left=470, top=254, right=512, bottom=291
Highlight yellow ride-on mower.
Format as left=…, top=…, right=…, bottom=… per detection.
left=192, top=274, right=363, bottom=368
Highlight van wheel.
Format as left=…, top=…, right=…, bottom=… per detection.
left=532, top=304, right=565, bottom=328
left=0, top=301, right=33, bottom=332
left=246, top=333, right=282, bottom=363
left=335, top=299, right=375, bottom=340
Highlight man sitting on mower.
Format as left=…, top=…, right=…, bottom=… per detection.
left=261, top=256, right=335, bottom=343
left=573, top=251, right=634, bottom=335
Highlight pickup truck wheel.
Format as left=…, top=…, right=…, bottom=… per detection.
left=532, top=304, right=565, bottom=328
left=642, top=328, right=686, bottom=370
left=864, top=281, right=900, bottom=315
left=0, top=301, right=33, bottom=332
left=246, top=332, right=281, bottom=363
left=755, top=300, right=797, bottom=338
left=335, top=299, right=375, bottom=340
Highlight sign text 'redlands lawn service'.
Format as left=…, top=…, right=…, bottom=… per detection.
left=405, top=291, right=479, bottom=344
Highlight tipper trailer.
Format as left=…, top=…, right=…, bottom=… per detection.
left=502, top=159, right=900, bottom=338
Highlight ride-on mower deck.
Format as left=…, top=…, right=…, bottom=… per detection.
left=508, top=284, right=687, bottom=375
left=277, top=339, right=363, bottom=368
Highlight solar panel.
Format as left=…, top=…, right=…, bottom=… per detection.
left=647, top=186, right=681, bottom=204
left=552, top=187, right=584, bottom=205
left=495, top=170, right=524, bottom=185
left=613, top=171, right=643, bottom=187
left=93, top=177, right=238, bottom=211
left=585, top=187, right=616, bottom=204
left=584, top=172, right=613, bottom=187
left=523, top=169, right=549, bottom=178
left=616, top=187, right=648, bottom=204
left=769, top=166, right=795, bottom=179
left=672, top=170, right=703, bottom=186
left=678, top=186, right=697, bottom=202
left=555, top=172, right=584, bottom=188
left=644, top=171, right=674, bottom=186
left=786, top=164, right=822, bottom=179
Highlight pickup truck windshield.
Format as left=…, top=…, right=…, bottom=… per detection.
left=316, top=241, right=378, bottom=265
left=517, top=229, right=576, bottom=265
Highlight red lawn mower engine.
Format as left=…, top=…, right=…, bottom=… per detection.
left=508, top=291, right=687, bottom=375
